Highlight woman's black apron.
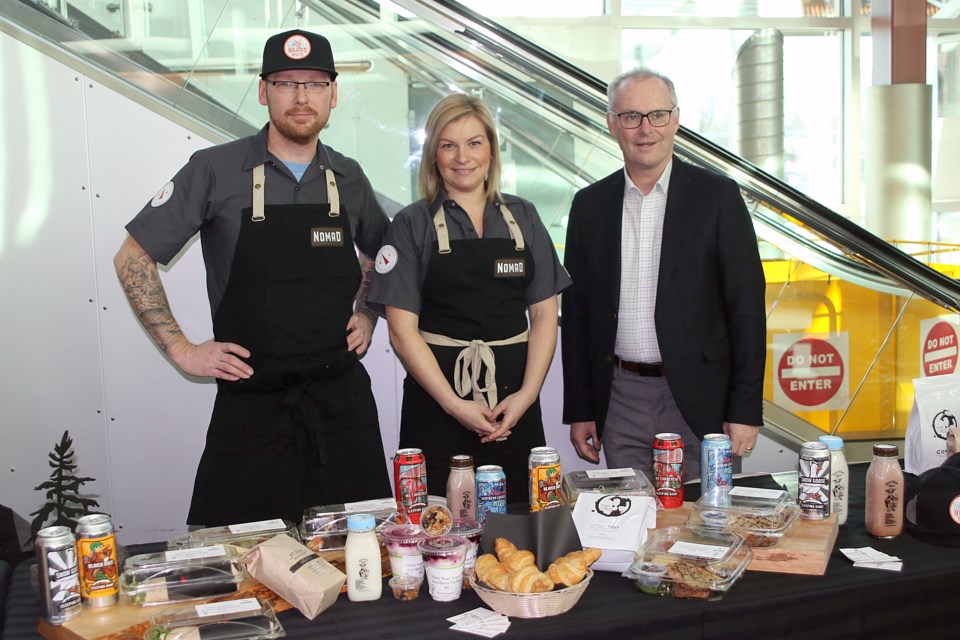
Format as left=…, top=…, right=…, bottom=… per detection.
left=399, top=202, right=546, bottom=505
left=188, top=164, right=390, bottom=526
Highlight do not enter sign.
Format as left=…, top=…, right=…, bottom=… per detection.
left=777, top=337, right=845, bottom=407
left=922, top=321, right=958, bottom=377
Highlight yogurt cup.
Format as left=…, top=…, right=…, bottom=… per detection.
left=417, top=535, right=468, bottom=602
left=448, top=519, right=482, bottom=588
left=381, top=524, right=425, bottom=581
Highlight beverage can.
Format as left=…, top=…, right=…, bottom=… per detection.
left=475, top=465, right=507, bottom=525
left=700, top=433, right=733, bottom=494
left=798, top=441, right=831, bottom=519
left=36, top=526, right=81, bottom=623
left=394, top=448, right=428, bottom=525
left=75, top=513, right=119, bottom=607
left=528, top=447, right=562, bottom=512
left=652, top=433, right=684, bottom=508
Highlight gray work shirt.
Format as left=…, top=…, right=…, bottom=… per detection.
left=368, top=191, right=571, bottom=316
left=126, top=124, right=388, bottom=315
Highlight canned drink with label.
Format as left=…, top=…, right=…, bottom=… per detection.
left=76, top=513, right=119, bottom=607
left=394, top=448, right=428, bottom=525
left=36, top=526, right=81, bottom=624
left=652, top=433, right=684, bottom=508
left=476, top=465, right=507, bottom=525
left=700, top=433, right=733, bottom=494
left=528, top=447, right=562, bottom=512
left=798, top=441, right=832, bottom=519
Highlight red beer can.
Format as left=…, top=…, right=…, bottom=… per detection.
left=394, top=448, right=428, bottom=525
left=653, top=433, right=684, bottom=509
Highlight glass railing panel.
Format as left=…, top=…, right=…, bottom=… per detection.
left=621, top=1, right=830, bottom=18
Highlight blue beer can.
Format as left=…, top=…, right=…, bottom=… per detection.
left=475, top=465, right=507, bottom=525
left=700, top=433, right=733, bottom=494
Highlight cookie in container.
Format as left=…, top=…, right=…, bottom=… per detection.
left=687, top=486, right=800, bottom=548
left=143, top=596, right=283, bottom=640
left=624, top=526, right=752, bottom=599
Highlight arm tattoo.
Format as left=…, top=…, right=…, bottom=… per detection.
left=116, top=252, right=185, bottom=353
left=355, top=252, right=378, bottom=326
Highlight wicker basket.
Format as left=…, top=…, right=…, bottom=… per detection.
left=468, top=570, right=593, bottom=618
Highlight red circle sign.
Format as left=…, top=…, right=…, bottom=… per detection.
left=923, top=321, right=958, bottom=377
left=777, top=338, right=844, bottom=407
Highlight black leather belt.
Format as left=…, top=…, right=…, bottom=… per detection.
left=613, top=355, right=665, bottom=377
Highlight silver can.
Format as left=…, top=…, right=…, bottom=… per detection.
left=798, top=441, right=831, bottom=519
left=36, top=526, right=82, bottom=624
left=76, top=513, right=120, bottom=607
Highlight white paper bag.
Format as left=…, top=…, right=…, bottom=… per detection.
left=906, top=374, right=960, bottom=474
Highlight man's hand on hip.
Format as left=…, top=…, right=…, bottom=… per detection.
left=168, top=338, right=252, bottom=380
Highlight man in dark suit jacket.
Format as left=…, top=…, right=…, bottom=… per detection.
left=561, top=68, right=766, bottom=480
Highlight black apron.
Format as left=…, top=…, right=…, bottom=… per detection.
left=187, top=164, right=390, bottom=526
left=399, top=202, right=545, bottom=505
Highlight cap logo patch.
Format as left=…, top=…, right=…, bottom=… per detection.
left=151, top=181, right=174, bottom=207
left=283, top=34, right=311, bottom=60
left=950, top=495, right=960, bottom=525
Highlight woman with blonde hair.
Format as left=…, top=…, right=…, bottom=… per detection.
left=369, top=94, right=570, bottom=503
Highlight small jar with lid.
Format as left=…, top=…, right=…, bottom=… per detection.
left=864, top=443, right=904, bottom=538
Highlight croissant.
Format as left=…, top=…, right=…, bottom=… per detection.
left=493, top=538, right=516, bottom=558
left=547, top=548, right=602, bottom=587
left=500, top=549, right=535, bottom=571
left=475, top=554, right=511, bottom=591
left=508, top=564, right=554, bottom=593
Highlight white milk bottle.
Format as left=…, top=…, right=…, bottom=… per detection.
left=345, top=513, right=382, bottom=601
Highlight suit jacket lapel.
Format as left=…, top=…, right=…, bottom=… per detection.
left=659, top=156, right=691, bottom=280
left=604, top=171, right=626, bottom=312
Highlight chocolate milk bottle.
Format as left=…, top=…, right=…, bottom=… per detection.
left=446, top=455, right=476, bottom=521
left=864, top=443, right=904, bottom=538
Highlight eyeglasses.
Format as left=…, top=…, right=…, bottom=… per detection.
left=268, top=80, right=331, bottom=93
left=609, top=107, right=678, bottom=129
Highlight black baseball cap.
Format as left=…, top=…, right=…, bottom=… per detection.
left=260, top=29, right=338, bottom=80
left=905, top=452, right=960, bottom=546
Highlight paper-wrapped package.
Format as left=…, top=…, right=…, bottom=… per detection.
left=244, top=533, right=345, bottom=619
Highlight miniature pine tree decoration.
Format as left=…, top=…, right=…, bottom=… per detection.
left=28, top=430, right=99, bottom=544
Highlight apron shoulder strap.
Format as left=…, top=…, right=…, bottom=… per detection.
left=432, top=205, right=452, bottom=254
left=252, top=164, right=266, bottom=222
left=498, top=203, right=525, bottom=252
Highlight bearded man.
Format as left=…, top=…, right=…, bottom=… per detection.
left=114, top=30, right=391, bottom=526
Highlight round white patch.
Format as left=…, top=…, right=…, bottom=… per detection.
left=283, top=35, right=311, bottom=60
left=950, top=495, right=960, bottom=525
left=150, top=181, right=175, bottom=207
left=375, top=245, right=398, bottom=274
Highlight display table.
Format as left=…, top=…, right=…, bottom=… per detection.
left=4, top=463, right=959, bottom=640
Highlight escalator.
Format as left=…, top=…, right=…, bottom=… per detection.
left=4, top=0, right=959, bottom=460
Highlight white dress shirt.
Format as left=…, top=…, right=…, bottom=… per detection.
left=614, top=161, right=673, bottom=363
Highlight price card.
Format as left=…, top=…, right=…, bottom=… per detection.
left=228, top=519, right=286, bottom=534
left=667, top=541, right=729, bottom=561
left=196, top=598, right=261, bottom=617
left=165, top=545, right=226, bottom=562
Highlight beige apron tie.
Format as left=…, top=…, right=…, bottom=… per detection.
left=419, top=330, right=528, bottom=410
left=432, top=202, right=525, bottom=253
left=252, top=165, right=339, bottom=221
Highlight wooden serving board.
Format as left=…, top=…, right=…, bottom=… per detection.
left=36, top=548, right=392, bottom=640
left=656, top=502, right=839, bottom=576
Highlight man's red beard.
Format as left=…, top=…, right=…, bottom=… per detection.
left=271, top=109, right=324, bottom=145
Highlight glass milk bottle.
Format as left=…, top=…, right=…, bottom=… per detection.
left=446, top=455, right=476, bottom=521
left=345, top=514, right=382, bottom=601
left=819, top=435, right=849, bottom=525
left=864, top=444, right=904, bottom=539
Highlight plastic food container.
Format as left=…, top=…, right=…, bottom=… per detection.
left=449, top=519, right=483, bottom=588
left=561, top=468, right=659, bottom=508
left=687, top=486, right=800, bottom=548
left=300, top=496, right=447, bottom=552
left=625, top=526, right=751, bottom=600
left=388, top=576, right=422, bottom=601
left=381, top=524, right=426, bottom=581
left=166, top=519, right=298, bottom=551
left=121, top=545, right=244, bottom=606
left=143, top=597, right=283, bottom=640
left=418, top=535, right=468, bottom=602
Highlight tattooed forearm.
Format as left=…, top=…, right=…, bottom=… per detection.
left=114, top=239, right=186, bottom=354
left=354, top=252, right=378, bottom=326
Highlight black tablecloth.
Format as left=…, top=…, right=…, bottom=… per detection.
left=4, top=464, right=959, bottom=640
